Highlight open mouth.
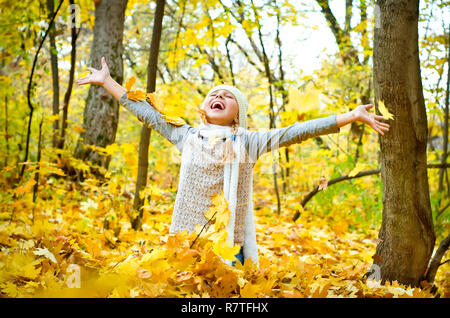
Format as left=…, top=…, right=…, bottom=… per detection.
left=210, top=101, right=225, bottom=110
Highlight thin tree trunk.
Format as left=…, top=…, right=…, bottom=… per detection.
left=32, top=117, right=44, bottom=224
left=4, top=96, right=9, bottom=167
left=275, top=5, right=290, bottom=192
left=132, top=0, right=166, bottom=230
left=20, top=0, right=64, bottom=180
left=251, top=0, right=280, bottom=214
left=74, top=0, right=128, bottom=178
left=46, top=0, right=60, bottom=149
left=58, top=0, right=79, bottom=150
left=438, top=26, right=449, bottom=193
left=225, top=35, right=235, bottom=86
left=372, top=0, right=435, bottom=286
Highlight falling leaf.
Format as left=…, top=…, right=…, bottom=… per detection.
left=348, top=163, right=364, bottom=177
left=378, top=100, right=394, bottom=120
left=125, top=76, right=136, bottom=92
left=318, top=176, right=328, bottom=191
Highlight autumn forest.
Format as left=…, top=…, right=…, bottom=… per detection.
left=0, top=0, right=449, bottom=299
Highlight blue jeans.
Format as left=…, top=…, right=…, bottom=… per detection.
left=232, top=246, right=244, bottom=267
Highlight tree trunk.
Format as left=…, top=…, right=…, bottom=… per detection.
left=46, top=0, right=60, bottom=149
left=132, top=0, right=166, bottom=231
left=372, top=0, right=435, bottom=286
left=438, top=27, right=449, bottom=193
left=74, top=0, right=128, bottom=177
left=58, top=0, right=79, bottom=150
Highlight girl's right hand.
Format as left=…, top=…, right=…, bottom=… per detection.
left=76, top=56, right=110, bottom=87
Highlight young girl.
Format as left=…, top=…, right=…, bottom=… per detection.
left=76, top=57, right=390, bottom=267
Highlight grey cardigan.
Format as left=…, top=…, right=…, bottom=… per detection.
left=119, top=92, right=341, bottom=162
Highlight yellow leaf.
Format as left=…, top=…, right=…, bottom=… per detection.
left=164, top=115, right=186, bottom=127
left=21, top=259, right=42, bottom=280
left=240, top=282, right=260, bottom=298
left=127, top=89, right=147, bottom=102
left=15, top=179, right=37, bottom=195
left=203, top=206, right=216, bottom=222
left=211, top=193, right=230, bottom=229
left=1, top=282, right=19, bottom=297
left=212, top=234, right=241, bottom=261
left=73, top=125, right=85, bottom=133
left=378, top=100, right=394, bottom=120
left=125, top=76, right=136, bottom=92
left=348, top=163, right=364, bottom=177
left=146, top=92, right=164, bottom=112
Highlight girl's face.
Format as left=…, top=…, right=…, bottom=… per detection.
left=204, top=89, right=239, bottom=126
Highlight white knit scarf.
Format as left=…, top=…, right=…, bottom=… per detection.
left=195, top=122, right=259, bottom=267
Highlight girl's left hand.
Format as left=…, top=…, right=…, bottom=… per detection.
left=354, top=104, right=390, bottom=135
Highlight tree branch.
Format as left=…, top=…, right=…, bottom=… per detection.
left=292, top=163, right=450, bottom=222
left=425, top=233, right=450, bottom=283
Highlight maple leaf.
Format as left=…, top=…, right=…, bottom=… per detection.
left=146, top=92, right=164, bottom=112
left=210, top=192, right=230, bottom=229
left=377, top=100, right=394, bottom=120
left=240, top=282, right=261, bottom=298
left=125, top=76, right=136, bottom=92
left=127, top=89, right=147, bottom=102
left=33, top=247, right=58, bottom=263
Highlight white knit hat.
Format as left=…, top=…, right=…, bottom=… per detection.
left=202, top=85, right=248, bottom=129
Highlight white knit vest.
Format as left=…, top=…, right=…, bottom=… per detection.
left=169, top=123, right=259, bottom=267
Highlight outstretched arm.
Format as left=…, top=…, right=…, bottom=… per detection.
left=76, top=57, right=193, bottom=152
left=245, top=105, right=390, bottom=161
left=75, top=56, right=126, bottom=101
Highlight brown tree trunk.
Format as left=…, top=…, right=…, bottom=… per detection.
left=74, top=0, right=128, bottom=177
left=372, top=0, right=435, bottom=286
left=46, top=0, right=60, bottom=149
left=132, top=0, right=166, bottom=231
left=58, top=0, right=79, bottom=150
left=438, top=27, right=449, bottom=193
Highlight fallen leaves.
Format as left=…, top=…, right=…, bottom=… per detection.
left=0, top=152, right=446, bottom=299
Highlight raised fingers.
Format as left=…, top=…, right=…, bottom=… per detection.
left=374, top=114, right=388, bottom=120
left=373, top=124, right=384, bottom=135
left=75, top=76, right=91, bottom=85
left=375, top=120, right=390, bottom=128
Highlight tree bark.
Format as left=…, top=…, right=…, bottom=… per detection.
left=74, top=0, right=128, bottom=177
left=46, top=0, right=60, bottom=149
left=372, top=0, right=435, bottom=286
left=132, top=0, right=166, bottom=231
left=438, top=26, right=449, bottom=193
left=58, top=0, right=80, bottom=150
